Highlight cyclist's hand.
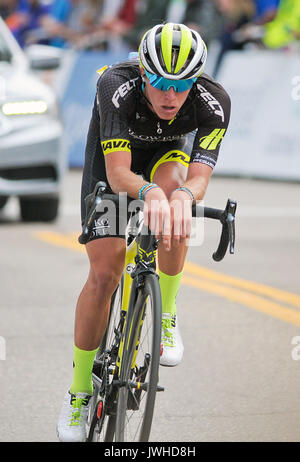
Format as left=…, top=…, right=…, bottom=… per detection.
left=143, top=187, right=171, bottom=251
left=169, top=189, right=193, bottom=247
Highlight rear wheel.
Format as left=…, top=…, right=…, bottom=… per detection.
left=19, top=196, right=59, bottom=222
left=115, top=274, right=162, bottom=442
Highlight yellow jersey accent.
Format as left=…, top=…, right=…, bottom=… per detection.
left=101, top=139, right=131, bottom=155
left=96, top=65, right=108, bottom=75
left=199, top=129, right=226, bottom=150
left=150, top=150, right=189, bottom=182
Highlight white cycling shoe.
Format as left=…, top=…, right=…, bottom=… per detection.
left=160, top=313, right=184, bottom=367
left=57, top=391, right=91, bottom=442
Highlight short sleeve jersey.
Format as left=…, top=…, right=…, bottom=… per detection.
left=96, top=60, right=231, bottom=170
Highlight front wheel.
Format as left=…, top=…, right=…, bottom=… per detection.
left=87, top=280, right=124, bottom=442
left=115, top=273, right=162, bottom=442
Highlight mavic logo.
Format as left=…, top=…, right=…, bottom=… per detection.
left=166, top=152, right=189, bottom=164
left=199, top=129, right=226, bottom=150
left=101, top=139, right=131, bottom=155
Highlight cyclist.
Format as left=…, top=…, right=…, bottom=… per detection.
left=57, top=22, right=231, bottom=442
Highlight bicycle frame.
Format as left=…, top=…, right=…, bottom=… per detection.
left=117, top=213, right=159, bottom=373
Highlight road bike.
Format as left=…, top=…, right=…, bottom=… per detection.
left=78, top=181, right=237, bottom=442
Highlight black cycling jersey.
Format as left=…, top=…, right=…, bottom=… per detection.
left=97, top=59, right=231, bottom=170
left=80, top=59, right=231, bottom=238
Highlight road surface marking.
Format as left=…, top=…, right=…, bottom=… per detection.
left=34, top=230, right=300, bottom=327
left=35, top=231, right=83, bottom=253
left=182, top=274, right=300, bottom=327
left=184, top=261, right=300, bottom=309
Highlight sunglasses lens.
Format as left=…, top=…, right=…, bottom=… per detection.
left=145, top=71, right=196, bottom=92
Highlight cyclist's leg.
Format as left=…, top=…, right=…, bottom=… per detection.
left=58, top=102, right=127, bottom=441
left=57, top=236, right=127, bottom=442
left=74, top=238, right=126, bottom=353
left=73, top=96, right=130, bottom=394
left=71, top=237, right=126, bottom=394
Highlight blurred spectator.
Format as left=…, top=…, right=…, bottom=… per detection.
left=95, top=0, right=138, bottom=45
left=41, top=0, right=97, bottom=48
left=230, top=0, right=279, bottom=44
left=79, top=0, right=103, bottom=33
left=263, top=0, right=300, bottom=49
left=180, top=0, right=225, bottom=47
left=164, top=0, right=223, bottom=47
left=0, top=0, right=18, bottom=20
left=254, top=0, right=279, bottom=24
left=213, top=0, right=281, bottom=75
left=5, top=0, right=106, bottom=49
left=165, top=0, right=186, bottom=23
left=5, top=0, right=52, bottom=47
left=123, top=0, right=170, bottom=49
left=70, top=0, right=140, bottom=50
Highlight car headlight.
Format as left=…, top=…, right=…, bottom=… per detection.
left=1, top=100, right=48, bottom=116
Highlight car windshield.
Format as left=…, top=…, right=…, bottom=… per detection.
left=0, top=31, right=12, bottom=62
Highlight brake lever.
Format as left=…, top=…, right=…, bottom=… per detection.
left=224, top=199, right=237, bottom=255
left=79, top=181, right=107, bottom=243
left=212, top=198, right=237, bottom=262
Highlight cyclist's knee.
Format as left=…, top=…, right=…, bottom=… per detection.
left=87, top=266, right=121, bottom=300
left=85, top=238, right=125, bottom=300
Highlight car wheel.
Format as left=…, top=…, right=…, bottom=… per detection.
left=0, top=197, right=8, bottom=209
left=19, top=196, right=59, bottom=222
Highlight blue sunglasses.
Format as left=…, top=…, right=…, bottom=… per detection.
left=144, top=70, right=196, bottom=93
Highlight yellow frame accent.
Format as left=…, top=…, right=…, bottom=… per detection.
left=116, top=235, right=154, bottom=372
left=116, top=238, right=137, bottom=368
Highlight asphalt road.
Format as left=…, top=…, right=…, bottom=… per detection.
left=1, top=170, right=300, bottom=442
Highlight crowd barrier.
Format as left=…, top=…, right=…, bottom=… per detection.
left=54, top=48, right=130, bottom=168
left=215, top=49, right=300, bottom=181
left=56, top=48, right=300, bottom=181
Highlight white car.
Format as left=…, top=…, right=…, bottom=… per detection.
left=0, top=17, right=65, bottom=221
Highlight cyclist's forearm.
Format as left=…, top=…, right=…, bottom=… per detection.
left=106, top=165, right=149, bottom=199
left=180, top=177, right=209, bottom=202
left=180, top=163, right=213, bottom=202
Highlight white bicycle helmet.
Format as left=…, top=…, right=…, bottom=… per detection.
left=139, top=23, right=207, bottom=80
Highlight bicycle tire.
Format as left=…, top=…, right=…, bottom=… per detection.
left=115, top=273, right=162, bottom=442
left=87, top=278, right=124, bottom=442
